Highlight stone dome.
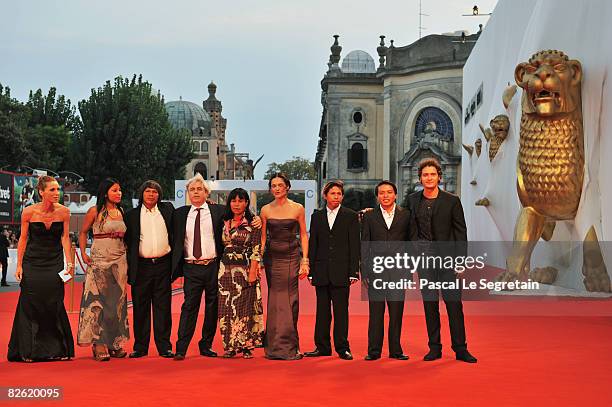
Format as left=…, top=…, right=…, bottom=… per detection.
left=165, top=100, right=211, bottom=131
left=341, top=50, right=376, bottom=73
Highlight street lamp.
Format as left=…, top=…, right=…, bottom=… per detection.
left=57, top=171, right=85, bottom=184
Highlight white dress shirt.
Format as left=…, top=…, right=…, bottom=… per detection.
left=184, top=203, right=217, bottom=260
left=326, top=205, right=340, bottom=229
left=380, top=204, right=396, bottom=230
left=139, top=204, right=171, bottom=258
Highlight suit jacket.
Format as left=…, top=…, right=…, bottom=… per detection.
left=407, top=189, right=467, bottom=259
left=360, top=204, right=411, bottom=291
left=171, top=203, right=224, bottom=282
left=308, top=205, right=360, bottom=287
left=406, top=189, right=467, bottom=242
left=361, top=205, right=411, bottom=242
left=124, top=201, right=174, bottom=285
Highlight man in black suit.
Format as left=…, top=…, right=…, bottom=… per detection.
left=1, top=230, right=9, bottom=286
left=124, top=180, right=174, bottom=358
left=172, top=174, right=224, bottom=360
left=407, top=158, right=477, bottom=363
left=361, top=180, right=411, bottom=360
left=304, top=180, right=360, bottom=361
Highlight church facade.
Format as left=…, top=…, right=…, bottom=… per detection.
left=315, top=32, right=479, bottom=208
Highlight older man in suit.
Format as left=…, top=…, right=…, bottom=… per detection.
left=304, top=180, right=360, bottom=361
left=172, top=174, right=261, bottom=360
left=124, top=180, right=174, bottom=358
left=407, top=158, right=477, bottom=363
left=172, top=174, right=224, bottom=360
left=361, top=180, right=411, bottom=361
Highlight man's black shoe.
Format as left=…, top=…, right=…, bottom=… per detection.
left=173, top=353, right=185, bottom=361
left=364, top=354, right=380, bottom=361
left=423, top=350, right=442, bottom=361
left=456, top=350, right=477, bottom=363
left=304, top=349, right=332, bottom=357
left=390, top=353, right=409, bottom=360
left=129, top=351, right=148, bottom=358
left=200, top=348, right=217, bottom=357
left=159, top=350, right=174, bottom=358
left=338, top=351, right=353, bottom=360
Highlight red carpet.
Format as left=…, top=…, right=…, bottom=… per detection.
left=0, top=281, right=611, bottom=406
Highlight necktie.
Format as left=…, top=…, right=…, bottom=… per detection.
left=193, top=208, right=202, bottom=259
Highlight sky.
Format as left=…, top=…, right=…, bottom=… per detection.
left=0, top=0, right=498, bottom=178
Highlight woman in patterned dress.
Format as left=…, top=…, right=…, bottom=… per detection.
left=218, top=188, right=264, bottom=358
left=77, top=178, right=130, bottom=361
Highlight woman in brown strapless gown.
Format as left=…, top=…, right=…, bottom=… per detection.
left=260, top=173, right=309, bottom=360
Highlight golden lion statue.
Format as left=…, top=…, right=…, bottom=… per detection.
left=499, top=50, right=611, bottom=292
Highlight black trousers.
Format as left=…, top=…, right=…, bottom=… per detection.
left=367, top=299, right=404, bottom=357
left=1, top=258, right=7, bottom=283
left=314, top=284, right=350, bottom=354
left=175, top=262, right=218, bottom=354
left=131, top=256, right=173, bottom=354
left=418, top=268, right=467, bottom=353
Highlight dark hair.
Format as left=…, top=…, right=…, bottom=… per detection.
left=138, top=180, right=163, bottom=206
left=223, top=188, right=254, bottom=223
left=268, top=173, right=291, bottom=190
left=96, top=178, right=123, bottom=228
left=418, top=158, right=442, bottom=178
left=36, top=175, right=57, bottom=193
left=323, top=180, right=344, bottom=196
left=375, top=180, right=397, bottom=196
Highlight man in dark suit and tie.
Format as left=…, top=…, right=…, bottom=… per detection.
left=361, top=180, right=411, bottom=360
left=172, top=173, right=224, bottom=360
left=407, top=158, right=477, bottom=363
left=304, top=180, right=360, bottom=361
left=124, top=180, right=174, bottom=358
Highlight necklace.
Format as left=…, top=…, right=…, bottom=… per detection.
left=107, top=207, right=120, bottom=220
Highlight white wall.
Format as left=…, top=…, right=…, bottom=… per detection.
left=462, top=0, right=612, bottom=290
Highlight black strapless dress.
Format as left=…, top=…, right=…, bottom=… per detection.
left=7, top=222, right=75, bottom=362
left=263, top=219, right=301, bottom=360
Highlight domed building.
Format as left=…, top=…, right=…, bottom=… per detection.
left=165, top=82, right=254, bottom=180
left=315, top=32, right=480, bottom=208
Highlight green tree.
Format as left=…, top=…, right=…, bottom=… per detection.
left=73, top=75, right=193, bottom=200
left=256, top=156, right=315, bottom=210
left=23, top=87, right=80, bottom=171
left=0, top=84, right=28, bottom=168
left=26, top=87, right=80, bottom=131
left=264, top=156, right=316, bottom=180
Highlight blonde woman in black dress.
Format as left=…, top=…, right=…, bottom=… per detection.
left=8, top=176, right=74, bottom=362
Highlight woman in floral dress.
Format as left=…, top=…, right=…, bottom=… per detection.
left=218, top=188, right=264, bottom=358
left=77, top=178, right=130, bottom=361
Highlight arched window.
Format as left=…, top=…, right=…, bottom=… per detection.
left=414, top=107, right=454, bottom=141
left=201, top=141, right=209, bottom=152
left=192, top=141, right=200, bottom=152
left=194, top=162, right=208, bottom=179
left=347, top=142, right=367, bottom=170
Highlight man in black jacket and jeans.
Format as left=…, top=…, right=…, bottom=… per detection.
left=407, top=158, right=477, bottom=363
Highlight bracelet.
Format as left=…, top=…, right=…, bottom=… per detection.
left=300, top=258, right=309, bottom=264
left=66, top=263, right=74, bottom=268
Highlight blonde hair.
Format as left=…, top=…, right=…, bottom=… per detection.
left=186, top=173, right=211, bottom=193
left=36, top=175, right=57, bottom=193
